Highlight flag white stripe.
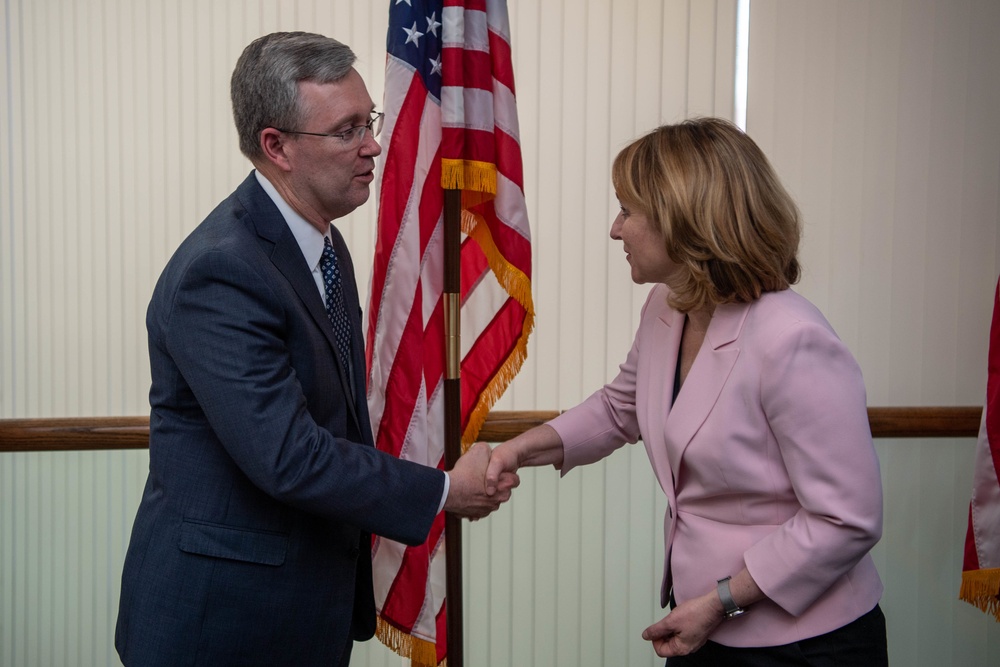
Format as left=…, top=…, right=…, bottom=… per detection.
left=485, top=0, right=511, bottom=42
left=421, top=220, right=445, bottom=325
left=493, top=171, right=531, bottom=241
left=442, top=86, right=495, bottom=132
left=442, top=6, right=489, bottom=52
left=493, top=79, right=520, bottom=143
left=367, top=93, right=442, bottom=439
left=460, top=270, right=509, bottom=358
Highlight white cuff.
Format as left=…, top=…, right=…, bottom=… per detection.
left=438, top=471, right=450, bottom=514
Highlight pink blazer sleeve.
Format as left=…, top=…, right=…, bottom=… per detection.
left=743, top=318, right=883, bottom=616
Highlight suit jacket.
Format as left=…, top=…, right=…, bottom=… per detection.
left=115, top=173, right=444, bottom=666
left=550, top=284, right=883, bottom=647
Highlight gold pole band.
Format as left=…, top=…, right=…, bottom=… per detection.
left=445, top=292, right=461, bottom=379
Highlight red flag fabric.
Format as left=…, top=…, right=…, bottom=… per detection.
left=960, top=277, right=1000, bottom=621
left=366, top=0, right=533, bottom=663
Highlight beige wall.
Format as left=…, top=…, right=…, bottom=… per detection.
left=746, top=2, right=1000, bottom=664
left=1, top=0, right=998, bottom=665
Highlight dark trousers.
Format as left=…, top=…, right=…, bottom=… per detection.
left=666, top=605, right=887, bottom=667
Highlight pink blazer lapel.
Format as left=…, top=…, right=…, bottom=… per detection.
left=664, top=300, right=751, bottom=473
left=641, top=307, right=685, bottom=495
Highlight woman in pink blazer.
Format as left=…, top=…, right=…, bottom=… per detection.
left=486, top=118, right=887, bottom=665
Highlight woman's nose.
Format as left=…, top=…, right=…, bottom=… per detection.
left=610, top=216, right=623, bottom=239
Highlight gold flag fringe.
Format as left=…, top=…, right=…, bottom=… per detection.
left=459, top=209, right=536, bottom=448
left=376, top=616, right=442, bottom=667
left=441, top=159, right=497, bottom=197
left=959, top=568, right=1000, bottom=622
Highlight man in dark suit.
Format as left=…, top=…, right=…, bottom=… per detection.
left=115, top=32, right=515, bottom=667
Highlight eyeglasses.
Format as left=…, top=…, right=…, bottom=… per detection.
left=276, top=112, right=384, bottom=148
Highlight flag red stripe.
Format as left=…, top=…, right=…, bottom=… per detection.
left=461, top=299, right=525, bottom=415
left=471, top=205, right=532, bottom=269
left=419, top=146, right=445, bottom=256
left=987, top=279, right=1000, bottom=483
left=488, top=28, right=516, bottom=95
left=495, top=128, right=525, bottom=190
left=459, top=237, right=490, bottom=300
left=380, top=543, right=427, bottom=629
left=374, top=284, right=427, bottom=458
left=441, top=49, right=494, bottom=90
left=441, top=126, right=526, bottom=194
left=442, top=126, right=494, bottom=163
left=381, top=504, right=448, bottom=630
left=422, top=297, right=445, bottom=400
left=445, top=0, right=486, bottom=11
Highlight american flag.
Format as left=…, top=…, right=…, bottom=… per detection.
left=366, top=0, right=533, bottom=663
left=960, top=277, right=1000, bottom=622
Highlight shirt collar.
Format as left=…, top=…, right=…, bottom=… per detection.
left=254, top=170, right=329, bottom=271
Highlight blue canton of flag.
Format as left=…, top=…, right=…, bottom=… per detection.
left=388, top=0, right=444, bottom=101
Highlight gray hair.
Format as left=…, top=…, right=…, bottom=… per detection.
left=231, top=32, right=357, bottom=160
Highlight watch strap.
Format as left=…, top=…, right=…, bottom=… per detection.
left=716, top=576, right=746, bottom=618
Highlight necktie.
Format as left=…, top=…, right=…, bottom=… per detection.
left=320, top=236, right=353, bottom=371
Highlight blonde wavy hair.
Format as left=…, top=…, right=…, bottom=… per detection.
left=612, top=118, right=801, bottom=312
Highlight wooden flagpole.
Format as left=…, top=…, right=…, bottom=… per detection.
left=442, top=187, right=464, bottom=667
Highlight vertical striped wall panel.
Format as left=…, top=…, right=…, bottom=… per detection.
left=748, top=0, right=1000, bottom=663
left=3, top=0, right=998, bottom=666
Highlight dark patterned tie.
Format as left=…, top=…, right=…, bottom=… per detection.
left=320, top=236, right=353, bottom=371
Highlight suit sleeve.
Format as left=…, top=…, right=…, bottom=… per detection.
left=743, top=319, right=883, bottom=616
left=159, top=248, right=443, bottom=546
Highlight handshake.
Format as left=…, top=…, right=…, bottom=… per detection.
left=441, top=440, right=522, bottom=520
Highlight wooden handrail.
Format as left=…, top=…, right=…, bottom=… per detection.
left=0, top=407, right=983, bottom=453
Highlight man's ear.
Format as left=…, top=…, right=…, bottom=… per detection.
left=260, top=128, right=293, bottom=172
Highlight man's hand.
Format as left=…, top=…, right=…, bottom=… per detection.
left=443, top=442, right=520, bottom=519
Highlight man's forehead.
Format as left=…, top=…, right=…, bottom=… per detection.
left=297, top=75, right=374, bottom=118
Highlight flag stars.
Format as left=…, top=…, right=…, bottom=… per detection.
left=429, top=55, right=442, bottom=76
left=403, top=21, right=424, bottom=47
left=426, top=12, right=442, bottom=37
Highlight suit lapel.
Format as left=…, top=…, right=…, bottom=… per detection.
left=234, top=174, right=366, bottom=436
left=664, top=300, right=750, bottom=473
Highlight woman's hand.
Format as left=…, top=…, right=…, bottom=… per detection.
left=643, top=569, right=765, bottom=658
left=484, top=424, right=565, bottom=496
left=485, top=441, right=521, bottom=496
left=641, top=591, right=724, bottom=658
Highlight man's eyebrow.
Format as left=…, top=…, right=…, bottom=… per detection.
left=325, top=109, right=371, bottom=130
left=338, top=106, right=378, bottom=125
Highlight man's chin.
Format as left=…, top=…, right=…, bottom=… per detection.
left=341, top=187, right=371, bottom=216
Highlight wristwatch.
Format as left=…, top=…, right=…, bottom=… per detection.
left=716, top=576, right=746, bottom=618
